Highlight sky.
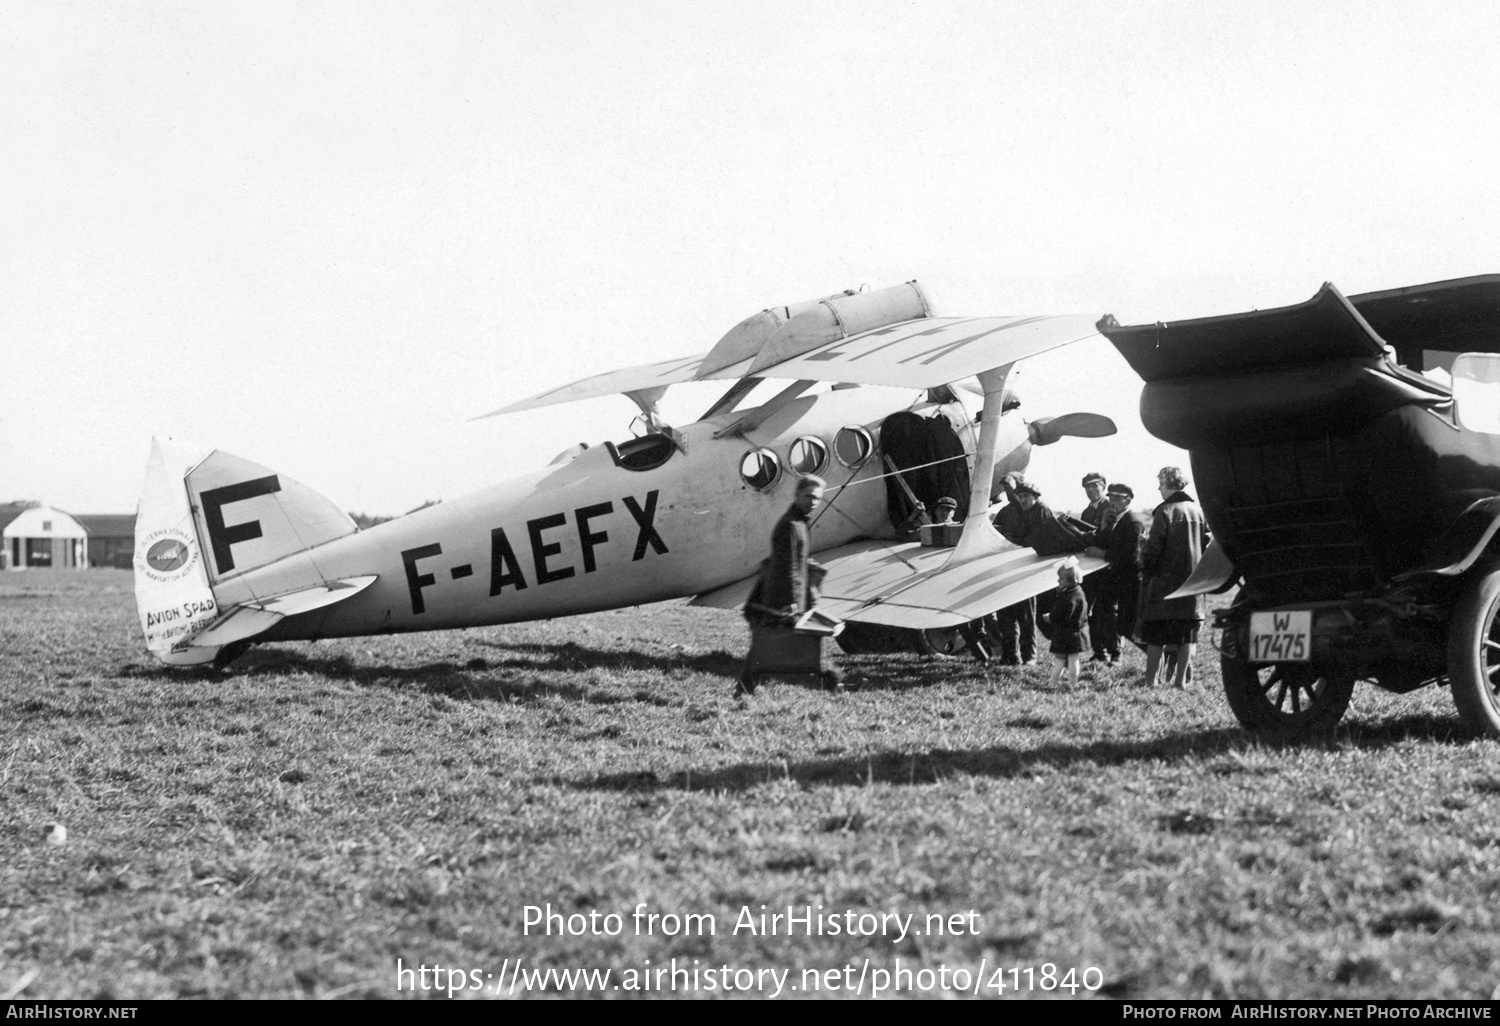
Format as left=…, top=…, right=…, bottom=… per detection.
left=5, top=1, right=1500, bottom=517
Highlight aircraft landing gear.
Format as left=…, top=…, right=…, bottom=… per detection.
left=914, top=620, right=993, bottom=663
left=834, top=622, right=910, bottom=655
left=915, top=626, right=970, bottom=658
left=835, top=619, right=992, bottom=663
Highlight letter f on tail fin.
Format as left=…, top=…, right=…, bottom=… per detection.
left=134, top=438, right=373, bottom=666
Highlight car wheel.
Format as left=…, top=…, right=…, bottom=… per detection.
left=1221, top=651, right=1355, bottom=736
left=1447, top=563, right=1500, bottom=738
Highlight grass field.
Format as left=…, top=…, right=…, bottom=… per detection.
left=4, top=568, right=1500, bottom=1000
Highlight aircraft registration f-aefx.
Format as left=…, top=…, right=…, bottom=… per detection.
left=133, top=281, right=1116, bottom=667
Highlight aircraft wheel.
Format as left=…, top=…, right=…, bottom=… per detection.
left=835, top=622, right=908, bottom=655
left=914, top=626, right=969, bottom=658
left=1446, top=563, right=1500, bottom=738
left=1221, top=653, right=1355, bottom=736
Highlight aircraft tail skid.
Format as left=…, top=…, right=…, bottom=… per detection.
left=134, top=438, right=370, bottom=666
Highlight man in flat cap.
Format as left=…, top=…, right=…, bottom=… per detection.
left=1080, top=473, right=1111, bottom=533
left=1078, top=473, right=1113, bottom=662
left=1084, top=482, right=1150, bottom=664
left=996, top=474, right=1076, bottom=663
left=988, top=476, right=1039, bottom=663
left=995, top=475, right=1093, bottom=558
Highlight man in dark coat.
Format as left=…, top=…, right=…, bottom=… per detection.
left=1078, top=472, right=1112, bottom=661
left=990, top=475, right=1039, bottom=663
left=996, top=477, right=1093, bottom=557
left=1079, top=472, right=1110, bottom=532
left=1084, top=483, right=1149, bottom=663
left=739, top=475, right=841, bottom=695
left=761, top=477, right=821, bottom=614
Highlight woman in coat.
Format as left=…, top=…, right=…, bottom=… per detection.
left=1138, top=467, right=1212, bottom=688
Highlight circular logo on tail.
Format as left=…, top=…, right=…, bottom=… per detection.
left=147, top=539, right=189, bottom=571
left=139, top=529, right=198, bottom=582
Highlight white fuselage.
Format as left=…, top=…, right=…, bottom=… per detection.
left=212, top=387, right=1032, bottom=642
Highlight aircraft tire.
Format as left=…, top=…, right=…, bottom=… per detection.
left=1220, top=651, right=1355, bottom=737
left=1446, top=563, right=1500, bottom=739
left=914, top=626, right=970, bottom=659
left=834, top=622, right=909, bottom=655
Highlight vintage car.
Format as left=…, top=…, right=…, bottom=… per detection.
left=1101, top=274, right=1500, bottom=737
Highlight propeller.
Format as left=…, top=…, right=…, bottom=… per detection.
left=1027, top=413, right=1117, bottom=446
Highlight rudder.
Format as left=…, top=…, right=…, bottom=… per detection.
left=134, top=438, right=360, bottom=665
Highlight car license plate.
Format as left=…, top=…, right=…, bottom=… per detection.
left=1249, top=610, right=1311, bottom=662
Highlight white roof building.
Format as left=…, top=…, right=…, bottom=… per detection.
left=0, top=504, right=90, bottom=569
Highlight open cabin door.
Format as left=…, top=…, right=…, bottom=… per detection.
left=877, top=410, right=971, bottom=530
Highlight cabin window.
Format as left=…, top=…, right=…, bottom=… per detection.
left=605, top=433, right=677, bottom=471
left=740, top=448, right=782, bottom=491
left=833, top=426, right=874, bottom=468
left=1453, top=354, right=1500, bottom=434
left=787, top=436, right=828, bottom=475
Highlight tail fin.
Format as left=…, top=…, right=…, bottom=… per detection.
left=134, top=439, right=221, bottom=665
left=134, top=438, right=361, bottom=665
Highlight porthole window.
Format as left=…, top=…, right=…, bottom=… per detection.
left=833, top=426, right=874, bottom=468
left=740, top=447, right=782, bottom=491
left=787, top=436, right=828, bottom=475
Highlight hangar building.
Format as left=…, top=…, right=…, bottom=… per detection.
left=75, top=514, right=137, bottom=569
left=0, top=504, right=90, bottom=569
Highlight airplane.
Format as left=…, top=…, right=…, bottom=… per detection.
left=133, top=281, right=1118, bottom=672
left=1101, top=273, right=1500, bottom=739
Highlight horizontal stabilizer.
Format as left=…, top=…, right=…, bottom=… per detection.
left=186, top=575, right=378, bottom=648
left=693, top=539, right=1104, bottom=630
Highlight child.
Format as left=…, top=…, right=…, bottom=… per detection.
left=1044, top=556, right=1090, bottom=689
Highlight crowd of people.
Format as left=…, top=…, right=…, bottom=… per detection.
left=984, top=466, right=1212, bottom=689
left=738, top=465, right=1213, bottom=698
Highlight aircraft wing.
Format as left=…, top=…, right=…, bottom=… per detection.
left=473, top=353, right=747, bottom=419
left=477, top=280, right=1104, bottom=417
left=743, top=313, right=1103, bottom=389
left=692, top=539, right=1106, bottom=630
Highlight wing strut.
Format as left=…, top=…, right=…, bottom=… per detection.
left=883, top=455, right=930, bottom=526
left=946, top=364, right=1015, bottom=565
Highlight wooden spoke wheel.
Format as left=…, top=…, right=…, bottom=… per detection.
left=1221, top=652, right=1355, bottom=736
left=1447, top=563, right=1500, bottom=738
